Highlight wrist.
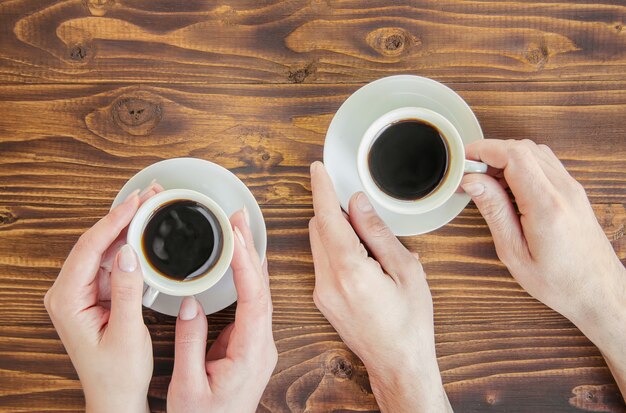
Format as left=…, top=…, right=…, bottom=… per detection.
left=572, top=266, right=626, bottom=354
left=365, top=350, right=450, bottom=413
left=86, top=395, right=150, bottom=413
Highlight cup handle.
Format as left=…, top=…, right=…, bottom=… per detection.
left=142, top=286, right=159, bottom=307
left=464, top=159, right=488, bottom=174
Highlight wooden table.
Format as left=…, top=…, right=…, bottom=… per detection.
left=1, top=1, right=625, bottom=412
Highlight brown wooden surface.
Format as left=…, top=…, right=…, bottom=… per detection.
left=0, top=1, right=625, bottom=412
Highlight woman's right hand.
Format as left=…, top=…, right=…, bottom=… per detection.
left=461, top=139, right=626, bottom=393
left=166, top=210, right=277, bottom=413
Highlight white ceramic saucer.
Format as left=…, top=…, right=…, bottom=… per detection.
left=324, top=75, right=484, bottom=236
left=111, top=158, right=267, bottom=316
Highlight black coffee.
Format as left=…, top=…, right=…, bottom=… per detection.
left=142, top=200, right=222, bottom=281
left=368, top=120, right=448, bottom=200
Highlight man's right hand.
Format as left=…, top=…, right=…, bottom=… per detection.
left=462, top=139, right=626, bottom=394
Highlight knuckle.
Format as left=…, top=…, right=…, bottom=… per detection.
left=569, top=179, right=587, bottom=197
left=315, top=214, right=334, bottom=235
left=43, top=289, right=57, bottom=314
left=176, top=332, right=206, bottom=346
left=312, top=288, right=324, bottom=309
left=520, top=138, right=537, bottom=149
left=508, top=141, right=534, bottom=161
left=73, top=233, right=91, bottom=255
left=365, top=215, right=392, bottom=240
left=537, top=143, right=552, bottom=153
left=112, top=283, right=138, bottom=302
left=406, top=256, right=423, bottom=275
left=482, top=199, right=511, bottom=229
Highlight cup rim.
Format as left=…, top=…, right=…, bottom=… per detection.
left=357, top=107, right=465, bottom=215
left=127, top=188, right=234, bottom=296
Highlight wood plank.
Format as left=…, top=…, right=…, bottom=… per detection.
left=0, top=202, right=623, bottom=410
left=0, top=204, right=624, bottom=326
left=0, top=81, right=624, bottom=208
left=0, top=0, right=625, bottom=84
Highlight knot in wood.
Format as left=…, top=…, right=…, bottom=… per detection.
left=525, top=45, right=549, bottom=67
left=111, top=97, right=162, bottom=136
left=615, top=23, right=623, bottom=33
left=0, top=211, right=17, bottom=226
left=329, top=355, right=353, bottom=379
left=385, top=34, right=404, bottom=51
left=83, top=0, right=115, bottom=16
left=288, top=61, right=316, bottom=83
left=366, top=28, right=418, bottom=57
left=67, top=42, right=94, bottom=65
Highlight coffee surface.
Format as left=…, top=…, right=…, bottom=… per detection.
left=368, top=120, right=448, bottom=200
left=142, top=200, right=220, bottom=281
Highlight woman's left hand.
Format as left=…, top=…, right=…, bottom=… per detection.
left=44, top=183, right=162, bottom=413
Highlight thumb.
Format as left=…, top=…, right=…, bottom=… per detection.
left=461, top=174, right=529, bottom=266
left=171, top=296, right=209, bottom=391
left=108, top=244, right=145, bottom=332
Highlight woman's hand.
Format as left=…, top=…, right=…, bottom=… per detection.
left=44, top=182, right=163, bottom=413
left=309, top=161, right=452, bottom=413
left=166, top=209, right=277, bottom=413
left=462, top=139, right=626, bottom=394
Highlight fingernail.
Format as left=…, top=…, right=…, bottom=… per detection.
left=242, top=205, right=250, bottom=227
left=461, top=182, right=485, bottom=197
left=310, top=161, right=320, bottom=175
left=124, top=189, right=140, bottom=202
left=179, top=296, right=198, bottom=321
left=234, top=226, right=246, bottom=247
left=356, top=192, right=373, bottom=212
left=118, top=244, right=138, bottom=272
left=139, top=184, right=154, bottom=198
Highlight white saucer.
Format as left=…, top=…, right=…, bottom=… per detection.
left=111, top=158, right=267, bottom=316
left=324, top=75, right=484, bottom=236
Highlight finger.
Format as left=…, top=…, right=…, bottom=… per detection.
left=172, top=296, right=210, bottom=392
left=60, top=191, right=141, bottom=287
left=138, top=181, right=165, bottom=203
left=347, top=192, right=417, bottom=282
left=206, top=323, right=235, bottom=362
left=464, top=139, right=557, bottom=214
left=533, top=144, right=572, bottom=186
left=461, top=173, right=531, bottom=267
left=230, top=209, right=262, bottom=270
left=308, top=218, right=331, bottom=280
left=310, top=161, right=362, bottom=258
left=262, top=259, right=270, bottom=289
left=107, top=244, right=146, bottom=334
left=101, top=183, right=163, bottom=272
left=231, top=221, right=271, bottom=331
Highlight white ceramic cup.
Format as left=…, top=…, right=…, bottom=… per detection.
left=357, top=107, right=487, bottom=215
left=127, top=189, right=235, bottom=307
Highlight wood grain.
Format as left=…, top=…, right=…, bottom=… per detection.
left=1, top=202, right=625, bottom=412
left=0, top=81, right=624, bottom=208
left=0, top=0, right=625, bottom=84
left=1, top=0, right=626, bottom=411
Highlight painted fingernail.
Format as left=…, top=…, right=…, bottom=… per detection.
left=234, top=226, right=246, bottom=247
left=461, top=182, right=485, bottom=197
left=179, top=296, right=198, bottom=320
left=242, top=205, right=250, bottom=227
left=124, top=189, right=140, bottom=202
left=118, top=244, right=138, bottom=272
left=356, top=192, right=373, bottom=212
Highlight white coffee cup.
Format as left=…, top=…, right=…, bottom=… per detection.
left=127, top=189, right=235, bottom=307
left=357, top=107, right=487, bottom=215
